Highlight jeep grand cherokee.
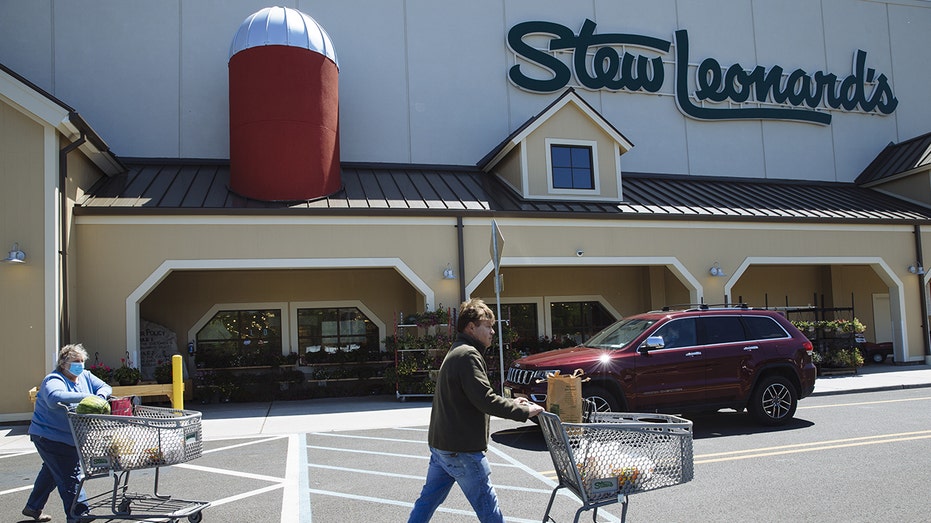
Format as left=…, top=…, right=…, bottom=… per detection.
left=504, top=307, right=816, bottom=425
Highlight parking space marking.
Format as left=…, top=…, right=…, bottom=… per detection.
left=282, top=433, right=311, bottom=523
left=310, top=463, right=424, bottom=480
left=307, top=487, right=544, bottom=523
left=694, top=429, right=931, bottom=464
left=175, top=462, right=284, bottom=483
left=202, top=435, right=287, bottom=453
left=203, top=483, right=285, bottom=508
left=310, top=432, right=422, bottom=444
left=307, top=445, right=428, bottom=460
left=799, top=395, right=931, bottom=410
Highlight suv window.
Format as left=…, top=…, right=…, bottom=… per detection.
left=700, top=316, right=746, bottom=344
left=742, top=316, right=789, bottom=340
left=652, top=318, right=698, bottom=348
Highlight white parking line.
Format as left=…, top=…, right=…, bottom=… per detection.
left=310, top=432, right=422, bottom=444
left=282, top=433, right=312, bottom=523
left=307, top=488, right=543, bottom=523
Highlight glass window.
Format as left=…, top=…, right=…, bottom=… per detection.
left=196, top=309, right=282, bottom=368
left=497, top=303, right=538, bottom=343
left=550, top=301, right=616, bottom=345
left=652, top=319, right=698, bottom=349
left=551, top=144, right=594, bottom=190
left=297, top=307, right=380, bottom=356
left=585, top=318, right=657, bottom=349
left=742, top=316, right=789, bottom=340
left=700, top=317, right=747, bottom=345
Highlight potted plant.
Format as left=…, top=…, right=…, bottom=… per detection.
left=88, top=362, right=113, bottom=382
left=113, top=358, right=142, bottom=386
left=154, top=361, right=174, bottom=384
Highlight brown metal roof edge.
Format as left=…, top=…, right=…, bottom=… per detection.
left=71, top=201, right=931, bottom=225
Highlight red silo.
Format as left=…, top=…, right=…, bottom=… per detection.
left=228, top=6, right=340, bottom=201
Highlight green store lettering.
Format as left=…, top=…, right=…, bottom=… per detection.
left=507, top=20, right=898, bottom=125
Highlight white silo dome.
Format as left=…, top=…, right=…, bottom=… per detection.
left=229, top=6, right=338, bottom=68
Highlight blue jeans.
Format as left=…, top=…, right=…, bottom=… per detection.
left=28, top=435, right=88, bottom=523
left=408, top=447, right=503, bottom=523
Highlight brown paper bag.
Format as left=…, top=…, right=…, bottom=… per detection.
left=544, top=369, right=587, bottom=423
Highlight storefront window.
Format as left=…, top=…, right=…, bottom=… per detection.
left=196, top=309, right=282, bottom=368
left=550, top=301, right=615, bottom=345
left=297, top=307, right=379, bottom=356
left=495, top=303, right=539, bottom=344
left=551, top=144, right=594, bottom=189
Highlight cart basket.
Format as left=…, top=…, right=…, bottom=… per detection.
left=539, top=410, right=694, bottom=504
left=64, top=404, right=203, bottom=475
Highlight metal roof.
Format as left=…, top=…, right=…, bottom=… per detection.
left=856, top=131, right=931, bottom=185
left=76, top=159, right=931, bottom=223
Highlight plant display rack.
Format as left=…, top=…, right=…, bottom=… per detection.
left=781, top=292, right=863, bottom=373
left=393, top=308, right=453, bottom=401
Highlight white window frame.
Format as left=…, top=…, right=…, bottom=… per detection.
left=543, top=295, right=621, bottom=338
left=188, top=302, right=290, bottom=355
left=484, top=296, right=546, bottom=337
left=545, top=138, right=600, bottom=195
left=290, top=300, right=387, bottom=352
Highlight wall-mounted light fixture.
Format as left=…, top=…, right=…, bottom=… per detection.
left=709, top=262, right=726, bottom=277
left=442, top=263, right=455, bottom=280
left=2, top=243, right=26, bottom=264
left=908, top=264, right=925, bottom=275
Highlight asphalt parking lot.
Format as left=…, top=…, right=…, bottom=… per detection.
left=4, top=364, right=931, bottom=522
left=2, top=417, right=613, bottom=523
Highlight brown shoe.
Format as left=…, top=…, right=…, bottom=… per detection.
left=22, top=507, right=52, bottom=522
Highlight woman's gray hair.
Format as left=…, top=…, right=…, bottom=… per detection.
left=57, top=344, right=88, bottom=369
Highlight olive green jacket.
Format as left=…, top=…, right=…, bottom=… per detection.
left=427, top=333, right=531, bottom=452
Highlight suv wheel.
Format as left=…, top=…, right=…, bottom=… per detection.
left=583, top=384, right=621, bottom=413
left=749, top=376, right=797, bottom=426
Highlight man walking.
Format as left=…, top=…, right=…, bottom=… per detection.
left=408, top=298, right=544, bottom=522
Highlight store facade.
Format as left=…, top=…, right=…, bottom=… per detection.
left=2, top=1, right=931, bottom=419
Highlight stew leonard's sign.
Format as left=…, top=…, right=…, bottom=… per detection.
left=507, top=20, right=897, bottom=125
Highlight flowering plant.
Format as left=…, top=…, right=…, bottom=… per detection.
left=113, top=357, right=141, bottom=385
left=88, top=362, right=112, bottom=382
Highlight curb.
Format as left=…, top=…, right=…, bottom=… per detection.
left=811, top=382, right=931, bottom=397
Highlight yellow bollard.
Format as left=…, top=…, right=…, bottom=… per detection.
left=172, top=354, right=184, bottom=410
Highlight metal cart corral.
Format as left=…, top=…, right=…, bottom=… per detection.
left=63, top=404, right=210, bottom=523
left=538, top=411, right=694, bottom=523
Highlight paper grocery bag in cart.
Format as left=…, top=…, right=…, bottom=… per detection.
left=542, top=369, right=588, bottom=423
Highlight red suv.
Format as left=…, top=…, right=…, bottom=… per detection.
left=504, top=307, right=817, bottom=425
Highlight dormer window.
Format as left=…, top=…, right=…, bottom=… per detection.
left=546, top=139, right=599, bottom=194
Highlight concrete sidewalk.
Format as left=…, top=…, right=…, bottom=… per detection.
left=3, top=362, right=930, bottom=453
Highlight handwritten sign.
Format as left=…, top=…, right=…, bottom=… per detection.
left=139, top=319, right=178, bottom=380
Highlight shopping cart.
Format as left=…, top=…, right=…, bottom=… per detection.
left=538, top=410, right=694, bottom=523
left=63, top=404, right=210, bottom=522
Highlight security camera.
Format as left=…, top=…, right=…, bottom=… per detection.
left=576, top=250, right=584, bottom=257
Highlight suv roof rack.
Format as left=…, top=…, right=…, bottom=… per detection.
left=658, top=303, right=752, bottom=312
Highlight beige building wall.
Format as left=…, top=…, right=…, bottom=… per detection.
left=0, top=101, right=49, bottom=418
left=66, top=215, right=926, bottom=384
left=524, top=104, right=620, bottom=200
left=875, top=174, right=931, bottom=208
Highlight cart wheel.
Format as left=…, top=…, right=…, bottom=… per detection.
left=188, top=511, right=204, bottom=523
left=118, top=498, right=131, bottom=514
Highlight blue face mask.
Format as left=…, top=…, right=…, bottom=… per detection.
left=68, top=362, right=85, bottom=376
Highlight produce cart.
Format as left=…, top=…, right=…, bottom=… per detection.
left=538, top=410, right=694, bottom=523
left=63, top=404, right=210, bottom=522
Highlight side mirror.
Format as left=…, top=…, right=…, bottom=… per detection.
left=640, top=336, right=665, bottom=354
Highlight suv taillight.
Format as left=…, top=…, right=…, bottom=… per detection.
left=802, top=340, right=813, bottom=354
